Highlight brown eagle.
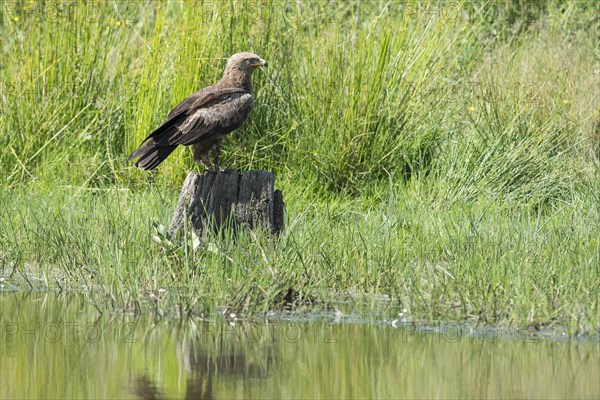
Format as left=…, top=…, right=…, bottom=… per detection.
left=128, top=52, right=267, bottom=171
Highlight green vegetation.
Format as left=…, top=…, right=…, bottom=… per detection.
left=0, top=1, right=598, bottom=334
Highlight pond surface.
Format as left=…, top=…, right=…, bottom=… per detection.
left=1, top=291, right=598, bottom=399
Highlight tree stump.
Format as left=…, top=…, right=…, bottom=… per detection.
left=168, top=170, right=284, bottom=239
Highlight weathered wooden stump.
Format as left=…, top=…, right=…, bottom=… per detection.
left=168, top=170, right=284, bottom=239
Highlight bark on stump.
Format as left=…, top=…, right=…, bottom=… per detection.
left=168, top=170, right=284, bottom=239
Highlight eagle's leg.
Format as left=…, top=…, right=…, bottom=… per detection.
left=211, top=141, right=223, bottom=172
left=193, top=143, right=215, bottom=172
left=199, top=153, right=214, bottom=171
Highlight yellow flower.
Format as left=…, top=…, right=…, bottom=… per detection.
left=562, top=99, right=569, bottom=104
left=467, top=106, right=475, bottom=112
left=13, top=16, right=19, bottom=23
left=115, top=21, right=121, bottom=27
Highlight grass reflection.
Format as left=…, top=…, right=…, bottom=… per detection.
left=1, top=291, right=598, bottom=399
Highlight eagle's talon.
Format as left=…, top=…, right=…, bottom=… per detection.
left=200, top=160, right=214, bottom=172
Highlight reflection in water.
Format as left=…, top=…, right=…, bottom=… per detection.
left=1, top=291, right=599, bottom=399
left=134, top=323, right=275, bottom=400
left=133, top=376, right=165, bottom=400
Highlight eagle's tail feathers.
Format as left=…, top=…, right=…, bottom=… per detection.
left=132, top=144, right=177, bottom=170
left=127, top=142, right=152, bottom=160
left=128, top=116, right=184, bottom=166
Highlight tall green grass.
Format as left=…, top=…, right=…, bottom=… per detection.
left=0, top=1, right=598, bottom=332
left=2, top=1, right=595, bottom=197
left=0, top=180, right=597, bottom=333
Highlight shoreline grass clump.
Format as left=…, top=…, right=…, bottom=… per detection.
left=0, top=1, right=598, bottom=334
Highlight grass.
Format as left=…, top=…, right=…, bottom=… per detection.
left=0, top=1, right=598, bottom=334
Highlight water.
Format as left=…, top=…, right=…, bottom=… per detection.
left=1, top=291, right=598, bottom=399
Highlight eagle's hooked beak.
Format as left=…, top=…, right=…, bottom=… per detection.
left=252, top=59, right=268, bottom=68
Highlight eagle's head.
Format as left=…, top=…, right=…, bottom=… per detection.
left=226, top=52, right=268, bottom=73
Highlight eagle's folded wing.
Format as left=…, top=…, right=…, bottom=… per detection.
left=127, top=90, right=253, bottom=170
